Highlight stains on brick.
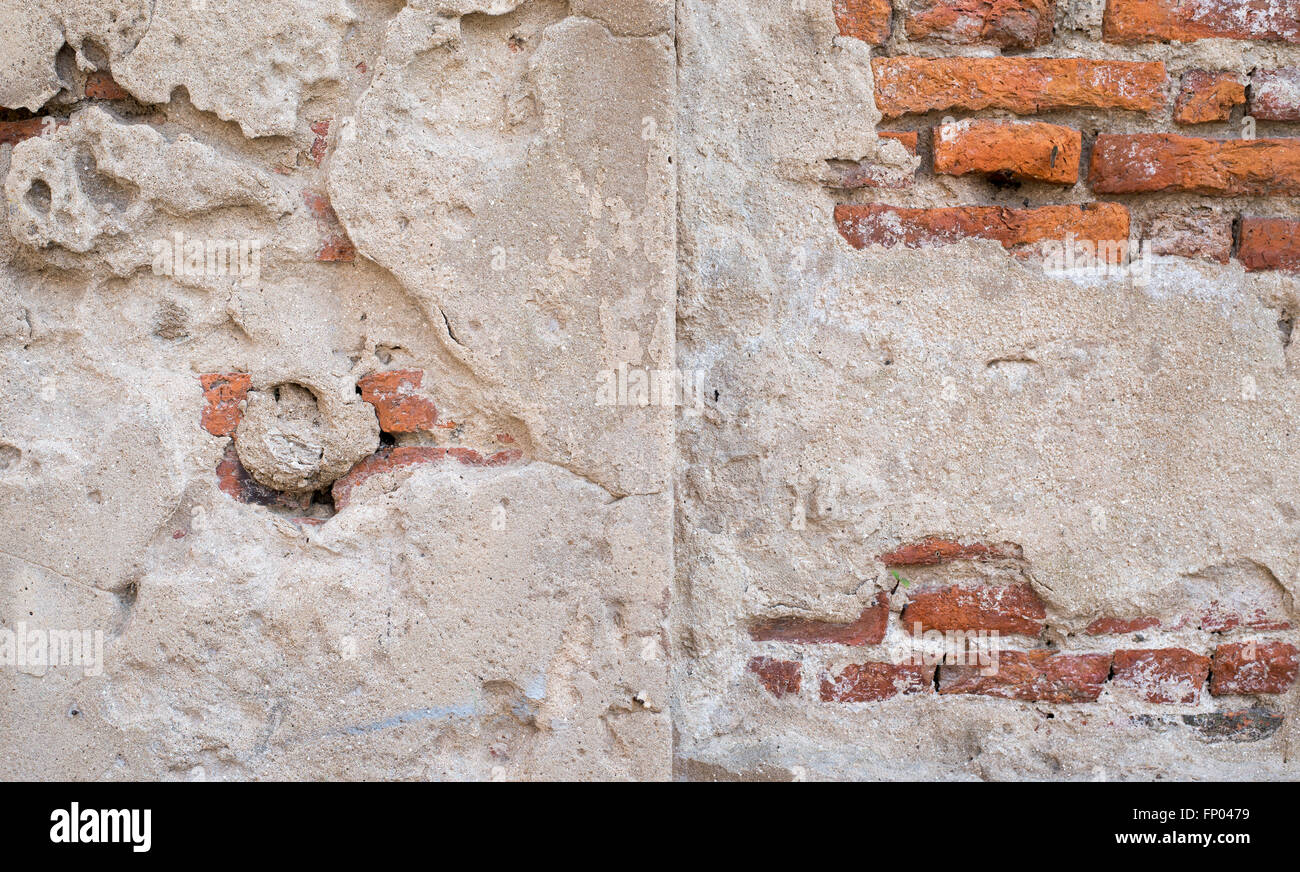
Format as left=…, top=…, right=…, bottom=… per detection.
left=1103, top=0, right=1300, bottom=45
left=1142, top=210, right=1234, bottom=263
left=1249, top=67, right=1300, bottom=121
left=837, top=203, right=1131, bottom=254
left=1111, top=647, right=1209, bottom=704
left=820, top=661, right=934, bottom=702
left=1210, top=641, right=1299, bottom=696
left=749, top=592, right=889, bottom=646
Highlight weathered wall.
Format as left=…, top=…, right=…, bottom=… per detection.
left=1, top=0, right=1298, bottom=781
left=672, top=0, right=1300, bottom=781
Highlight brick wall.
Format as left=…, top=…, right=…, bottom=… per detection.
left=831, top=0, right=1300, bottom=271
left=746, top=538, right=1298, bottom=739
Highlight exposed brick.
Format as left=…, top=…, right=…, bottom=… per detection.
left=357, top=370, right=438, bottom=433
left=880, top=537, right=1023, bottom=566
left=933, top=119, right=1081, bottom=185
left=1103, top=0, right=1300, bottom=45
left=1210, top=641, right=1299, bottom=695
left=303, top=190, right=356, bottom=262
left=309, top=119, right=330, bottom=166
left=1112, top=648, right=1210, bottom=704
left=1239, top=217, right=1300, bottom=272
left=837, top=204, right=1131, bottom=254
left=332, top=444, right=524, bottom=509
left=820, top=662, right=934, bottom=702
left=939, top=650, right=1112, bottom=702
left=1250, top=67, right=1300, bottom=121
left=1200, top=599, right=1292, bottom=632
left=1085, top=616, right=1160, bottom=635
left=0, top=118, right=55, bottom=147
left=198, top=373, right=252, bottom=437
left=749, top=592, right=888, bottom=646
left=1089, top=134, right=1300, bottom=196
left=1173, top=70, right=1245, bottom=124
left=871, top=57, right=1167, bottom=118
left=215, top=445, right=308, bottom=510
left=880, top=130, right=919, bottom=154
left=1143, top=211, right=1234, bottom=263
left=84, top=71, right=129, bottom=100
left=902, top=582, right=1046, bottom=636
left=833, top=0, right=893, bottom=44
left=749, top=657, right=802, bottom=699
left=903, top=0, right=1054, bottom=48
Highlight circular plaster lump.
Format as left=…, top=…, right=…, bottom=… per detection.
left=235, top=381, right=380, bottom=494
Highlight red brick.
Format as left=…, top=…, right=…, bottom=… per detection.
left=820, top=662, right=934, bottom=702
left=1239, top=217, right=1300, bottom=272
left=1085, top=616, right=1160, bottom=635
left=1210, top=641, right=1299, bottom=695
left=903, top=0, right=1054, bottom=48
left=938, top=650, right=1112, bottom=702
left=871, top=57, right=1167, bottom=118
left=880, top=537, right=1023, bottom=566
left=357, top=370, right=437, bottom=433
left=1142, top=210, right=1234, bottom=263
left=198, top=373, right=251, bottom=437
left=0, top=118, right=57, bottom=147
left=749, top=592, right=888, bottom=646
left=1104, top=0, right=1300, bottom=44
left=749, top=657, right=803, bottom=699
left=1112, top=648, right=1210, bottom=704
left=1173, top=70, right=1246, bottom=124
left=309, top=119, right=330, bottom=166
left=1090, top=134, right=1300, bottom=196
left=84, top=71, right=129, bottom=100
left=834, top=0, right=893, bottom=44
left=303, top=190, right=356, bottom=262
left=332, top=445, right=524, bottom=509
left=1250, top=67, right=1300, bottom=121
left=837, top=203, right=1131, bottom=254
left=880, top=130, right=919, bottom=154
left=934, top=119, right=1081, bottom=185
left=902, top=582, right=1046, bottom=636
